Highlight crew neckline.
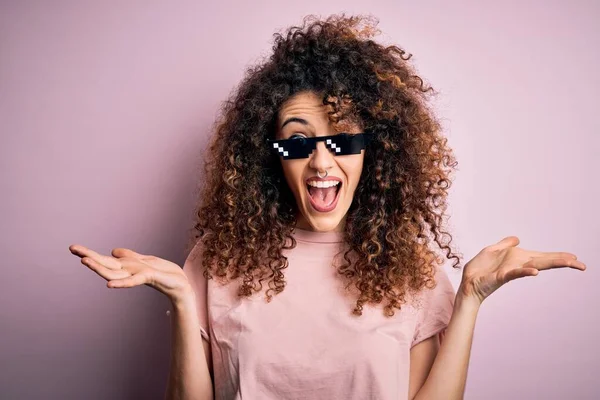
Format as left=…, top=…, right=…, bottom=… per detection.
left=291, top=227, right=344, bottom=243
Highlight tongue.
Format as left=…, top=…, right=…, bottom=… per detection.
left=309, top=186, right=337, bottom=207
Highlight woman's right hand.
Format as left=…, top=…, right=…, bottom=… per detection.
left=69, top=244, right=194, bottom=305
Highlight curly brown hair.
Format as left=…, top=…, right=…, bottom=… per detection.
left=187, top=13, right=462, bottom=317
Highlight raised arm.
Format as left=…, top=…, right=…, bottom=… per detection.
left=412, top=294, right=478, bottom=400
left=67, top=243, right=213, bottom=400
left=413, top=236, right=586, bottom=400
left=165, top=291, right=214, bottom=400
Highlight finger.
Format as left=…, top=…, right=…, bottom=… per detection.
left=108, top=270, right=154, bottom=288
left=70, top=245, right=122, bottom=270
left=527, top=251, right=578, bottom=260
left=524, top=257, right=586, bottom=271
left=82, top=257, right=130, bottom=281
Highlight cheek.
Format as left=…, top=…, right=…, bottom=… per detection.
left=280, top=160, right=305, bottom=193
left=340, top=156, right=365, bottom=188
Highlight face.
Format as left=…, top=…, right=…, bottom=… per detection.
left=274, top=91, right=366, bottom=232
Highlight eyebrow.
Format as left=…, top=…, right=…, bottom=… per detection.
left=280, top=117, right=310, bottom=130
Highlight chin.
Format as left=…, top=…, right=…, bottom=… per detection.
left=299, top=206, right=345, bottom=232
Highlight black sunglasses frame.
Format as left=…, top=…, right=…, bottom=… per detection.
left=267, top=132, right=374, bottom=160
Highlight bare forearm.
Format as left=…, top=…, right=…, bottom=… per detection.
left=414, top=294, right=480, bottom=400
left=165, top=295, right=213, bottom=400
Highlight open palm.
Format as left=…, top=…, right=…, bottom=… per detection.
left=69, top=244, right=192, bottom=303
left=459, top=236, right=586, bottom=304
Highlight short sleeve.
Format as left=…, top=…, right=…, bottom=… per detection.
left=411, top=265, right=456, bottom=348
left=181, top=240, right=210, bottom=341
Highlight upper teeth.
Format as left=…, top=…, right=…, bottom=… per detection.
left=307, top=180, right=340, bottom=188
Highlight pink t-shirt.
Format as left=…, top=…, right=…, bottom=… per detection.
left=182, top=227, right=455, bottom=400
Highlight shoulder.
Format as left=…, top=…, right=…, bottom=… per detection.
left=413, top=266, right=455, bottom=308
left=410, top=265, right=456, bottom=348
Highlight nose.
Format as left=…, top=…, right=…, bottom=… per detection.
left=308, top=141, right=335, bottom=173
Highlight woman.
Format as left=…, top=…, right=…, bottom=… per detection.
left=68, top=14, right=586, bottom=400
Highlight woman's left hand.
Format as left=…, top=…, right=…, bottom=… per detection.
left=459, top=236, right=587, bottom=305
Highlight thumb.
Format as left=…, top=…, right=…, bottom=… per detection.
left=111, top=248, right=148, bottom=259
left=494, top=236, right=520, bottom=249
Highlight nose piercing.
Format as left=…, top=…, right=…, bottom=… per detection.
left=317, top=170, right=328, bottom=178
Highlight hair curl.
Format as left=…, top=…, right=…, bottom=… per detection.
left=187, top=13, right=462, bottom=317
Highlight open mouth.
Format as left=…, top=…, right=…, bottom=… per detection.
left=306, top=180, right=342, bottom=212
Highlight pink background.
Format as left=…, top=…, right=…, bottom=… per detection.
left=1, top=1, right=598, bottom=399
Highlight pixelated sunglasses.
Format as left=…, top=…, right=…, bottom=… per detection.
left=267, top=132, right=374, bottom=160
